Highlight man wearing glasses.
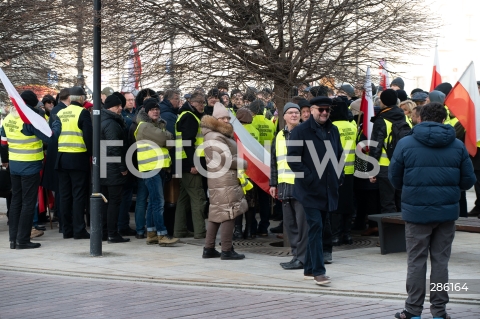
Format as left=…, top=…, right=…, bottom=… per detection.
left=122, top=92, right=136, bottom=122
left=287, top=96, right=344, bottom=286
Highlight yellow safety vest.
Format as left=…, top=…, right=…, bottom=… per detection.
left=252, top=115, right=275, bottom=146
left=175, top=111, right=204, bottom=159
left=3, top=114, right=43, bottom=161
left=275, top=130, right=295, bottom=185
left=57, top=105, right=87, bottom=153
left=243, top=123, right=260, bottom=141
left=238, top=169, right=253, bottom=194
left=334, top=120, right=357, bottom=175
left=379, top=117, right=413, bottom=166
left=134, top=121, right=171, bottom=172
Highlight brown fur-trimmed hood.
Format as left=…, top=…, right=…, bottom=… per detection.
left=201, top=115, right=234, bottom=138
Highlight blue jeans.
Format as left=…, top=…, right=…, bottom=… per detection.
left=118, top=179, right=135, bottom=231
left=303, top=207, right=328, bottom=276
left=143, top=171, right=167, bottom=236
left=135, top=177, right=148, bottom=235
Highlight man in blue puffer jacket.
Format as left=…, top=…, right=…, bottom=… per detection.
left=389, top=102, right=476, bottom=319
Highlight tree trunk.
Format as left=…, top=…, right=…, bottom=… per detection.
left=273, top=81, right=290, bottom=130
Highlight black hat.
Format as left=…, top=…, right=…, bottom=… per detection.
left=410, top=88, right=424, bottom=96
left=207, top=88, right=220, bottom=98
left=434, top=82, right=453, bottom=96
left=310, top=96, right=332, bottom=106
left=41, top=94, right=57, bottom=106
left=396, top=89, right=408, bottom=102
left=390, top=77, right=405, bottom=90
left=135, top=88, right=157, bottom=107
left=143, top=98, right=159, bottom=113
left=20, top=90, right=38, bottom=108
left=112, top=92, right=126, bottom=108
left=104, top=95, right=122, bottom=109
left=247, top=99, right=265, bottom=115
left=297, top=98, right=311, bottom=109
left=309, top=85, right=329, bottom=97
left=380, top=89, right=398, bottom=106
left=70, top=86, right=86, bottom=96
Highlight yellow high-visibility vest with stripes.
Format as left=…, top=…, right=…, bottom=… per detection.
left=175, top=111, right=204, bottom=159
left=57, top=105, right=87, bottom=153
left=243, top=123, right=259, bottom=141
left=3, top=114, right=43, bottom=161
left=134, top=122, right=171, bottom=172
left=333, top=120, right=357, bottom=175
left=275, top=130, right=295, bottom=184
left=379, top=116, right=413, bottom=166
left=238, top=169, right=253, bottom=194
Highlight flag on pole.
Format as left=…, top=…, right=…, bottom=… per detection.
left=379, top=59, right=390, bottom=90
left=0, top=68, right=52, bottom=137
left=444, top=61, right=480, bottom=156
left=360, top=67, right=374, bottom=140
left=430, top=44, right=442, bottom=91
left=230, top=111, right=271, bottom=193
left=121, top=37, right=142, bottom=93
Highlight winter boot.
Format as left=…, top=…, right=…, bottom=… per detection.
left=146, top=231, right=158, bottom=245
left=233, top=225, right=243, bottom=240
left=158, top=235, right=179, bottom=246
left=221, top=247, right=245, bottom=260
left=202, top=247, right=221, bottom=258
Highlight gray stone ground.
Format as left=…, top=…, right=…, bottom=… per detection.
left=0, top=192, right=479, bottom=318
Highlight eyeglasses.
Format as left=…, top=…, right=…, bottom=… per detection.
left=285, top=111, right=300, bottom=115
left=312, top=106, right=331, bottom=113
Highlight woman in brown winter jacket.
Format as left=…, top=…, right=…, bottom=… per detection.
left=201, top=102, right=248, bottom=260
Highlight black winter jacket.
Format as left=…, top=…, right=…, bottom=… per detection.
left=100, top=109, right=127, bottom=186
left=176, top=103, right=206, bottom=172
left=287, top=116, right=344, bottom=210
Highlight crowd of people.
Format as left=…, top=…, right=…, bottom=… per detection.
left=1, top=77, right=479, bottom=318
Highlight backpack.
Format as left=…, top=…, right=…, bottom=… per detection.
left=383, top=119, right=411, bottom=160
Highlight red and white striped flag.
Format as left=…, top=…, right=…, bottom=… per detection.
left=379, top=59, right=390, bottom=90
left=430, top=45, right=442, bottom=91
left=360, top=66, right=375, bottom=140
left=121, top=37, right=142, bottom=93
left=230, top=111, right=271, bottom=193
left=445, top=62, right=480, bottom=156
left=0, top=68, right=52, bottom=137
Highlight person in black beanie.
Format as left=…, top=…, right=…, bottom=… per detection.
left=100, top=94, right=130, bottom=243
left=396, top=89, right=408, bottom=102
left=368, top=89, right=410, bottom=216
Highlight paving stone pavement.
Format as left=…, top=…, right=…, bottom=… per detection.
left=0, top=271, right=479, bottom=319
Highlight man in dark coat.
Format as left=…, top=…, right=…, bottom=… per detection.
left=287, top=96, right=344, bottom=287
left=158, top=89, right=180, bottom=135
left=41, top=88, right=70, bottom=232
left=389, top=103, right=475, bottom=319
left=369, top=89, right=407, bottom=213
left=100, top=95, right=129, bottom=243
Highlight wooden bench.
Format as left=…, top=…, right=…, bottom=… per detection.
left=368, top=213, right=480, bottom=255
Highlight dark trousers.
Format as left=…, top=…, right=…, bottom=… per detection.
left=282, top=198, right=307, bottom=263
left=101, top=185, right=123, bottom=237
left=303, top=207, right=329, bottom=276
left=205, top=219, right=235, bottom=251
left=331, top=174, right=354, bottom=238
left=254, top=190, right=270, bottom=233
left=9, top=173, right=40, bottom=244
left=473, top=170, right=480, bottom=208
left=58, top=169, right=87, bottom=237
left=118, top=174, right=135, bottom=231
left=378, top=166, right=400, bottom=213
left=404, top=221, right=455, bottom=318
left=353, top=188, right=381, bottom=229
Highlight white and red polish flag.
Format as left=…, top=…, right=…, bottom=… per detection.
left=121, top=37, right=142, bottom=93
left=0, top=68, right=52, bottom=137
left=430, top=45, right=442, bottom=91
left=379, top=58, right=390, bottom=90
left=445, top=61, right=480, bottom=156
left=229, top=110, right=271, bottom=193
left=360, top=66, right=375, bottom=140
